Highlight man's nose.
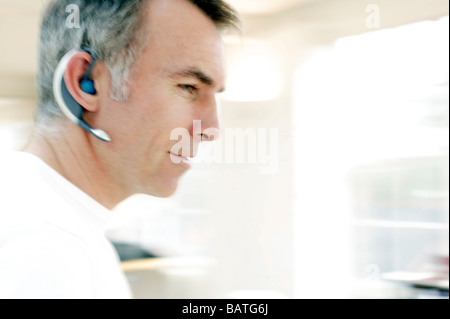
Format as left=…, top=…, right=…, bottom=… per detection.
left=196, top=96, right=221, bottom=142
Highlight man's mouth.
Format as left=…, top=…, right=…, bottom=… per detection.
left=169, top=152, right=192, bottom=166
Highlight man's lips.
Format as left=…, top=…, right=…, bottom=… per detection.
left=169, top=152, right=193, bottom=165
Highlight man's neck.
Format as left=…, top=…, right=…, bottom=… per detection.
left=25, top=125, right=125, bottom=210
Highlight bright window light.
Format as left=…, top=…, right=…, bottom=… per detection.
left=223, top=40, right=285, bottom=102
left=293, top=16, right=449, bottom=298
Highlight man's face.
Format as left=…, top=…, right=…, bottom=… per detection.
left=92, top=0, right=225, bottom=198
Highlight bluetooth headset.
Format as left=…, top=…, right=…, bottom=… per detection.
left=53, top=45, right=111, bottom=142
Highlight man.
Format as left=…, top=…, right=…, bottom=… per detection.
left=0, top=0, right=239, bottom=299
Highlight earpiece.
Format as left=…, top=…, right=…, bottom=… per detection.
left=53, top=45, right=111, bottom=142
left=80, top=78, right=96, bottom=95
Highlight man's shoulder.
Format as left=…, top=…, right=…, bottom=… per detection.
left=0, top=151, right=38, bottom=170
left=0, top=152, right=84, bottom=228
left=0, top=219, right=91, bottom=252
left=0, top=221, right=96, bottom=298
left=0, top=152, right=46, bottom=194
left=0, top=217, right=131, bottom=299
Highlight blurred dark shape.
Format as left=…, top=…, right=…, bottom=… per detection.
left=111, top=241, right=158, bottom=261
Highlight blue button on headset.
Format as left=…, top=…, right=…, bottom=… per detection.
left=80, top=78, right=96, bottom=94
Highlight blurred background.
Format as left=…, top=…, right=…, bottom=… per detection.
left=0, top=0, right=448, bottom=299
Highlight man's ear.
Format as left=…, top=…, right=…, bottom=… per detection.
left=63, top=51, right=101, bottom=113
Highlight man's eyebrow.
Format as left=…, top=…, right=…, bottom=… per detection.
left=171, top=68, right=225, bottom=92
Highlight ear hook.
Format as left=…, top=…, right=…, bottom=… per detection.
left=80, top=45, right=97, bottom=78
left=52, top=45, right=111, bottom=142
left=79, top=45, right=98, bottom=94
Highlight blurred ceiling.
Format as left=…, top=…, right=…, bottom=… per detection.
left=0, top=0, right=311, bottom=15
left=227, top=0, right=313, bottom=15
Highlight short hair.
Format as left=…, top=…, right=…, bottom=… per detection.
left=36, top=0, right=240, bottom=126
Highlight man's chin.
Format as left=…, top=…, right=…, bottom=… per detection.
left=153, top=189, right=177, bottom=198
left=145, top=178, right=180, bottom=198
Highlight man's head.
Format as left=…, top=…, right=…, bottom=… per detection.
left=35, top=0, right=239, bottom=202
left=37, top=0, right=239, bottom=124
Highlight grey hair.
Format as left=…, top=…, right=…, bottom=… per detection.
left=36, top=0, right=240, bottom=126
left=36, top=0, right=148, bottom=126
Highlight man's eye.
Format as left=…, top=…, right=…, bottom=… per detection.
left=179, top=84, right=198, bottom=94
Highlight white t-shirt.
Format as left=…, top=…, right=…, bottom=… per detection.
left=0, top=152, right=132, bottom=299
